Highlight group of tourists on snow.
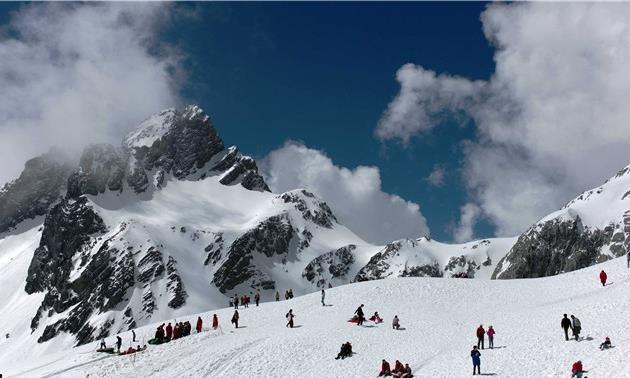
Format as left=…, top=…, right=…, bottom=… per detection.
left=379, top=359, right=413, bottom=377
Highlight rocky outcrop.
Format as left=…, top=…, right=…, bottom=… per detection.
left=492, top=215, right=622, bottom=279
left=212, top=215, right=296, bottom=293
left=0, top=149, right=72, bottom=234
left=278, top=190, right=337, bottom=228
left=303, top=245, right=356, bottom=287
left=354, top=239, right=443, bottom=282
left=67, top=144, right=126, bottom=198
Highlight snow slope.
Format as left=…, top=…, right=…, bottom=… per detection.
left=4, top=256, right=630, bottom=377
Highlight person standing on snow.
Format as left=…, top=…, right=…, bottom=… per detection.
left=470, top=346, right=481, bottom=375
left=286, top=309, right=295, bottom=328
left=600, top=270, right=607, bottom=286
left=116, top=335, right=122, bottom=353
left=234, top=295, right=239, bottom=309
left=392, top=315, right=400, bottom=330
left=571, top=315, right=582, bottom=341
left=321, top=289, right=326, bottom=306
left=487, top=326, right=495, bottom=349
left=476, top=325, right=486, bottom=349
left=276, top=291, right=280, bottom=301
left=355, top=304, right=365, bottom=326
left=255, top=291, right=261, bottom=307
left=212, top=314, right=219, bottom=330
left=132, top=329, right=136, bottom=342
left=627, top=251, right=630, bottom=268
left=561, top=314, right=573, bottom=341
left=571, top=360, right=586, bottom=378
left=196, top=316, right=203, bottom=333
left=231, top=310, right=239, bottom=328
left=165, top=322, right=173, bottom=341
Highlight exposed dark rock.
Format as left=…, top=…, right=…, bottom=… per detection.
left=278, top=190, right=337, bottom=228
left=0, top=149, right=72, bottom=234
left=166, top=256, right=187, bottom=309
left=203, top=233, right=224, bottom=266
left=66, top=144, right=126, bottom=198
left=303, top=245, right=356, bottom=287
left=445, top=255, right=479, bottom=278
left=493, top=215, right=623, bottom=279
left=213, top=215, right=295, bottom=293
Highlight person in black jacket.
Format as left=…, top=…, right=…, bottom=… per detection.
left=116, top=336, right=122, bottom=353
left=355, top=304, right=365, bottom=326
left=561, top=314, right=573, bottom=341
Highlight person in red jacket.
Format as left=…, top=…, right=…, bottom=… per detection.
left=165, top=322, right=173, bottom=342
left=212, top=314, right=219, bottom=330
left=476, top=325, right=486, bottom=349
left=196, top=316, right=203, bottom=333
left=600, top=270, right=607, bottom=286
left=392, top=360, right=404, bottom=375
left=572, top=360, right=585, bottom=378
left=379, top=359, right=392, bottom=376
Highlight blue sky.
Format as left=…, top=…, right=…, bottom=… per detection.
left=166, top=2, right=495, bottom=241
left=4, top=3, right=621, bottom=244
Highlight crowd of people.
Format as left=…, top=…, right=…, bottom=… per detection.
left=90, top=264, right=624, bottom=376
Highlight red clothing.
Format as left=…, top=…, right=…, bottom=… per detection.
left=572, top=361, right=583, bottom=373
left=212, top=315, right=219, bottom=329
left=393, top=361, right=404, bottom=373
left=476, top=326, right=485, bottom=337
left=600, top=271, right=607, bottom=283
left=166, top=324, right=173, bottom=338
left=487, top=328, right=495, bottom=337
left=196, top=318, right=203, bottom=332
left=380, top=361, right=391, bottom=374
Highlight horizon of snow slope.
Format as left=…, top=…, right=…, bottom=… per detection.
left=2, top=256, right=630, bottom=377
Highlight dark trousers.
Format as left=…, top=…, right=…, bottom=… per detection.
left=488, top=335, right=494, bottom=349
left=477, top=336, right=484, bottom=349
left=357, top=316, right=364, bottom=326
left=563, top=327, right=570, bottom=340
left=473, top=364, right=480, bottom=375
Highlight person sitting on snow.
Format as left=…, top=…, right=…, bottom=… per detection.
left=600, top=337, right=612, bottom=350
left=392, top=315, right=400, bottom=330
left=571, top=360, right=586, bottom=378
left=335, top=342, right=353, bottom=360
left=393, top=363, right=413, bottom=378
left=379, top=359, right=392, bottom=376
left=369, top=312, right=383, bottom=323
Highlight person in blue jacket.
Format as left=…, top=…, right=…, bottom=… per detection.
left=471, top=345, right=481, bottom=375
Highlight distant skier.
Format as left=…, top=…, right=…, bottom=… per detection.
left=600, top=270, right=607, bottom=286
left=571, top=315, right=582, bottom=341
left=335, top=341, right=353, bottom=360
left=487, top=326, right=495, bottom=349
left=571, top=360, right=586, bottom=378
left=476, top=325, right=485, bottom=349
left=231, top=310, right=239, bottom=328
left=600, top=336, right=612, bottom=350
left=561, top=314, right=573, bottom=341
left=255, top=291, right=260, bottom=307
left=470, top=346, right=481, bottom=375
left=379, top=359, right=392, bottom=376
left=132, top=329, right=136, bottom=342
left=355, top=304, right=365, bottom=326
left=196, top=316, right=203, bottom=333
left=212, top=314, right=219, bottom=330
left=276, top=291, right=280, bottom=301
left=286, top=309, right=295, bottom=328
left=321, top=289, right=326, bottom=306
left=392, top=315, right=400, bottom=330
left=116, top=335, right=122, bottom=353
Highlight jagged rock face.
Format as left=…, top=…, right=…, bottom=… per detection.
left=303, top=245, right=356, bottom=287
left=354, top=240, right=443, bottom=282
left=278, top=190, right=337, bottom=228
left=213, top=215, right=296, bottom=293
left=444, top=255, right=479, bottom=278
left=493, top=216, right=621, bottom=279
left=0, top=150, right=72, bottom=233
left=67, top=144, right=126, bottom=198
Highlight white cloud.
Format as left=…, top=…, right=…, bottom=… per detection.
left=425, top=165, right=446, bottom=187
left=261, top=142, right=430, bottom=244
left=0, top=3, right=184, bottom=185
left=377, top=3, right=630, bottom=236
left=453, top=203, right=481, bottom=243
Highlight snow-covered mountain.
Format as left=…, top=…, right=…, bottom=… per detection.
left=1, top=104, right=629, bottom=360
left=494, top=164, right=630, bottom=279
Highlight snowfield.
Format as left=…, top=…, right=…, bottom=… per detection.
left=3, top=256, right=630, bottom=377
